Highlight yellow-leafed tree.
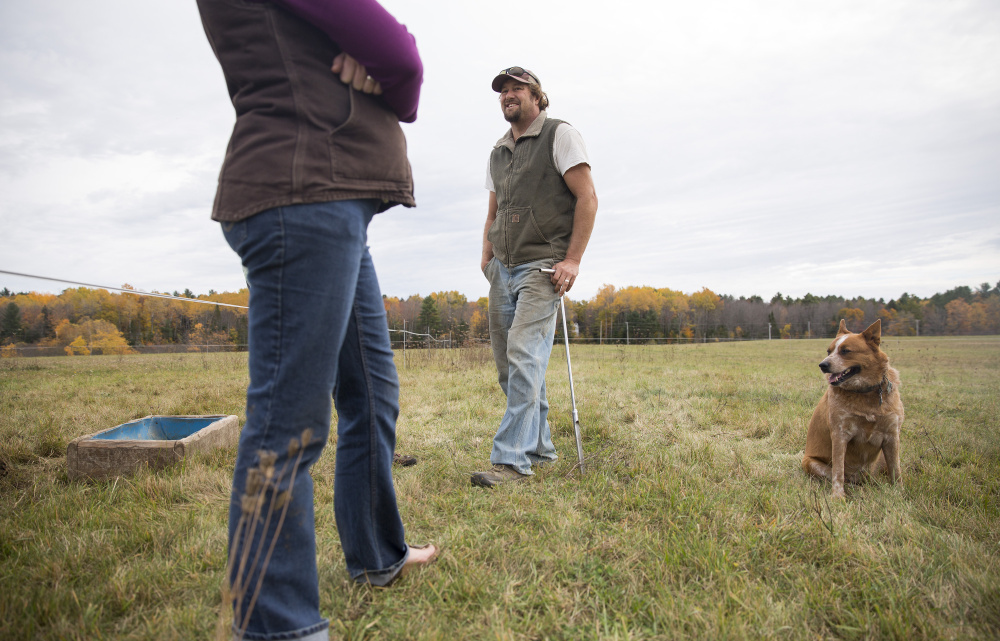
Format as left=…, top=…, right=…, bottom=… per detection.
left=65, top=336, right=90, bottom=356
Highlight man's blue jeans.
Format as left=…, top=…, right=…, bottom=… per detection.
left=485, top=257, right=561, bottom=474
left=223, top=200, right=408, bottom=641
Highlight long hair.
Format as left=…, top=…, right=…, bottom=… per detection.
left=529, top=83, right=550, bottom=111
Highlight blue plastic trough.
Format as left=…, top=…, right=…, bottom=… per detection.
left=67, top=414, right=239, bottom=481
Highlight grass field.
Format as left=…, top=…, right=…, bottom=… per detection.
left=1, top=337, right=998, bottom=640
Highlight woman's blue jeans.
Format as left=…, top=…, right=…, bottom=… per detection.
left=222, top=200, right=408, bottom=641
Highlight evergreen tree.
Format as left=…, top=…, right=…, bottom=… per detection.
left=1, top=302, right=23, bottom=342
left=232, top=315, right=249, bottom=348
left=38, top=305, right=56, bottom=339
left=416, top=295, right=442, bottom=336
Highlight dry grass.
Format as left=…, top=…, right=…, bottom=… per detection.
left=1, top=338, right=998, bottom=640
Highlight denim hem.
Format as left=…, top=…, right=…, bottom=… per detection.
left=490, top=460, right=535, bottom=476
left=349, top=544, right=409, bottom=587
left=232, top=618, right=329, bottom=641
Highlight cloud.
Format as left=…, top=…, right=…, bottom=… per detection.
left=1, top=0, right=998, bottom=302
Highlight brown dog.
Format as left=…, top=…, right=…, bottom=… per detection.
left=802, top=319, right=903, bottom=498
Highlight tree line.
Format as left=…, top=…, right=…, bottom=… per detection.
left=385, top=281, right=1000, bottom=344
left=1, top=280, right=998, bottom=355
left=0, top=286, right=248, bottom=356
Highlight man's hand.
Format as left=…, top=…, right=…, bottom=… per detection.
left=331, top=52, right=382, bottom=95
left=550, top=259, right=580, bottom=295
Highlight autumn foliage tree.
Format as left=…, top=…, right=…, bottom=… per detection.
left=0, top=286, right=249, bottom=354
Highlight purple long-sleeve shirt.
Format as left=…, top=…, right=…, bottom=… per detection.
left=267, top=0, right=423, bottom=122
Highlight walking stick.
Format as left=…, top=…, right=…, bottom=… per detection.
left=541, top=269, right=585, bottom=473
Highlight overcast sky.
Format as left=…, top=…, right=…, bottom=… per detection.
left=2, top=0, right=998, bottom=304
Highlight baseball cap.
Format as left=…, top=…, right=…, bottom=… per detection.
left=492, top=66, right=541, bottom=92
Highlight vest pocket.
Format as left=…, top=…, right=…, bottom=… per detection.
left=486, top=212, right=505, bottom=256
left=496, top=206, right=552, bottom=264
left=328, top=90, right=412, bottom=189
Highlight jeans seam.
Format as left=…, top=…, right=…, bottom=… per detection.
left=352, top=298, right=383, bottom=570
left=261, top=209, right=286, bottom=447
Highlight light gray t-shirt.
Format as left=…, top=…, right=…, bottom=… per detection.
left=485, top=121, right=590, bottom=192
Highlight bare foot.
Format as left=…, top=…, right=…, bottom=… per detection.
left=399, top=543, right=438, bottom=578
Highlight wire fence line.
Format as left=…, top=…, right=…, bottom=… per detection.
left=1, top=307, right=984, bottom=358
left=388, top=328, right=451, bottom=344
left=4, top=333, right=948, bottom=359
left=0, top=269, right=249, bottom=309
left=3, top=344, right=249, bottom=357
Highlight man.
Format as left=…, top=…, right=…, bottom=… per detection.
left=197, top=1, right=436, bottom=639
left=472, top=66, right=598, bottom=488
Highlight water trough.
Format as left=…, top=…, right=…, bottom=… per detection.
left=67, top=414, right=239, bottom=481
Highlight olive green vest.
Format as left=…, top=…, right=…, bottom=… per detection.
left=488, top=114, right=576, bottom=267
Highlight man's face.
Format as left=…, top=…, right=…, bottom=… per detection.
left=499, top=79, right=540, bottom=124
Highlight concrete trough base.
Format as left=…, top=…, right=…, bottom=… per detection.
left=67, top=414, right=239, bottom=481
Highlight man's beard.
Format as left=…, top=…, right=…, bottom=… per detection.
left=503, top=102, right=521, bottom=123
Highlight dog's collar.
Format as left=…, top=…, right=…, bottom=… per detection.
left=849, top=374, right=892, bottom=406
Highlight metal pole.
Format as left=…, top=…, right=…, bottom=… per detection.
left=558, top=295, right=585, bottom=473
left=539, top=268, right=584, bottom=473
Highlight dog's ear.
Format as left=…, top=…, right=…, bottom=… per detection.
left=837, top=319, right=849, bottom=336
left=862, top=319, right=882, bottom=346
